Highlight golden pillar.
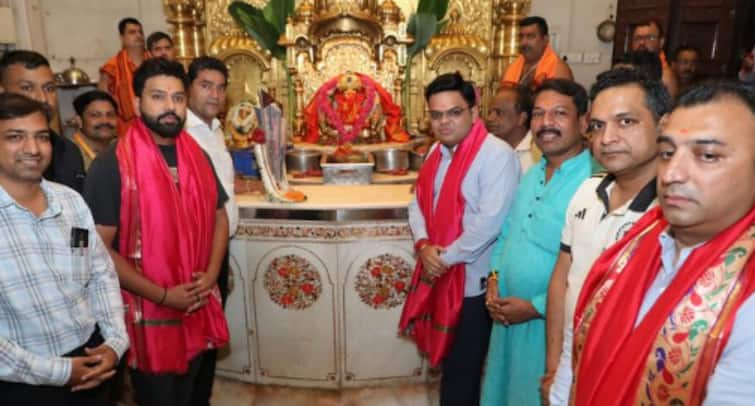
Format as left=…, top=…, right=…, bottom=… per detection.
left=490, top=0, right=530, bottom=91
left=163, top=0, right=207, bottom=68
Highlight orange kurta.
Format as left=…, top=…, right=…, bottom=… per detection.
left=501, top=45, right=561, bottom=89
left=100, top=50, right=147, bottom=137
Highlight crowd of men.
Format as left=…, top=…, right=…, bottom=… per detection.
left=0, top=12, right=753, bottom=406
left=401, top=15, right=755, bottom=406
left=0, top=16, right=235, bottom=406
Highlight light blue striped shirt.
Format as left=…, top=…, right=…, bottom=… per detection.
left=0, top=180, right=128, bottom=386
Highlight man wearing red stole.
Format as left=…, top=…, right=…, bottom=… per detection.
left=85, top=59, right=229, bottom=406
left=551, top=82, right=755, bottom=405
left=400, top=72, right=520, bottom=405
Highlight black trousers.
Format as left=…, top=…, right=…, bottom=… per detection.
left=0, top=329, right=114, bottom=406
left=440, top=293, right=493, bottom=406
left=130, top=351, right=215, bottom=406
left=129, top=249, right=231, bottom=406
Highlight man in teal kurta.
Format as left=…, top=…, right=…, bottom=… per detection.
left=482, top=79, right=594, bottom=405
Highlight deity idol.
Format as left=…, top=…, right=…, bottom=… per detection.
left=224, top=100, right=263, bottom=149
left=301, top=71, right=409, bottom=145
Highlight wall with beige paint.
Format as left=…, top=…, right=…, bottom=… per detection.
left=7, top=0, right=168, bottom=79
left=6, top=0, right=619, bottom=89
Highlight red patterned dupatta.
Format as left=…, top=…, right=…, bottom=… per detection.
left=572, top=206, right=755, bottom=405
left=399, top=119, right=488, bottom=366
left=117, top=118, right=229, bottom=373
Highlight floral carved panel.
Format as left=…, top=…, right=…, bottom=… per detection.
left=264, top=254, right=323, bottom=310
left=354, top=254, right=413, bottom=309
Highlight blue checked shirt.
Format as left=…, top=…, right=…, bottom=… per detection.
left=0, top=180, right=128, bottom=386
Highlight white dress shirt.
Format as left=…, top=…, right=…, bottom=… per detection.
left=185, top=109, right=238, bottom=236
left=515, top=130, right=539, bottom=175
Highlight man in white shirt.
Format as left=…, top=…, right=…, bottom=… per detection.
left=486, top=84, right=540, bottom=173
left=185, top=56, right=237, bottom=405
left=185, top=56, right=238, bottom=257
left=542, top=68, right=672, bottom=404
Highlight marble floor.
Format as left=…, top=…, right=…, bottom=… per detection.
left=119, top=377, right=440, bottom=406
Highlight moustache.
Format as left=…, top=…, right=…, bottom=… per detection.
left=661, top=184, right=694, bottom=197
left=158, top=112, right=181, bottom=123
left=94, top=123, right=115, bottom=131
left=536, top=127, right=561, bottom=138
left=520, top=45, right=531, bottom=54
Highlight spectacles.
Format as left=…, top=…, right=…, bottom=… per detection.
left=428, top=107, right=469, bottom=121
left=632, top=35, right=658, bottom=42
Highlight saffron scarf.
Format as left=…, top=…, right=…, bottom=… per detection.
left=117, top=118, right=229, bottom=373
left=572, top=206, right=755, bottom=405
left=100, top=49, right=147, bottom=137
left=398, top=119, right=488, bottom=366
left=501, top=45, right=561, bottom=89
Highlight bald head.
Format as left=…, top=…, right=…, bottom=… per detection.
left=486, top=85, right=532, bottom=148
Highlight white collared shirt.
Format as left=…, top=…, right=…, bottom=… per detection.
left=560, top=174, right=657, bottom=328
left=185, top=109, right=238, bottom=236
left=515, top=130, right=538, bottom=175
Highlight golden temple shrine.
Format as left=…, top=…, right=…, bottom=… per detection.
left=154, top=0, right=533, bottom=392
left=164, top=0, right=531, bottom=145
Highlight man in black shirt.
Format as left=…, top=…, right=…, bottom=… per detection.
left=84, top=58, right=229, bottom=406
left=0, top=50, right=85, bottom=193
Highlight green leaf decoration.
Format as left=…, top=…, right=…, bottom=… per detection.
left=407, top=13, right=417, bottom=37
left=406, top=13, right=437, bottom=57
left=263, top=0, right=295, bottom=34
left=688, top=319, right=709, bottom=341
left=708, top=285, right=727, bottom=297
left=724, top=246, right=746, bottom=266
left=229, top=1, right=288, bottom=60
left=417, top=0, right=449, bottom=21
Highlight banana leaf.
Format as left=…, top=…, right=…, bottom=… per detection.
left=263, top=0, right=296, bottom=34
left=417, top=0, right=448, bottom=22
left=229, top=1, right=286, bottom=60
left=406, top=12, right=437, bottom=57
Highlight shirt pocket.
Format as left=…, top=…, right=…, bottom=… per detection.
left=69, top=247, right=91, bottom=289
left=526, top=209, right=565, bottom=257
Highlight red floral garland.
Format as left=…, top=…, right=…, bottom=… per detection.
left=317, top=74, right=377, bottom=144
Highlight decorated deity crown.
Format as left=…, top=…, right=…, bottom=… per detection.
left=336, top=71, right=363, bottom=93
